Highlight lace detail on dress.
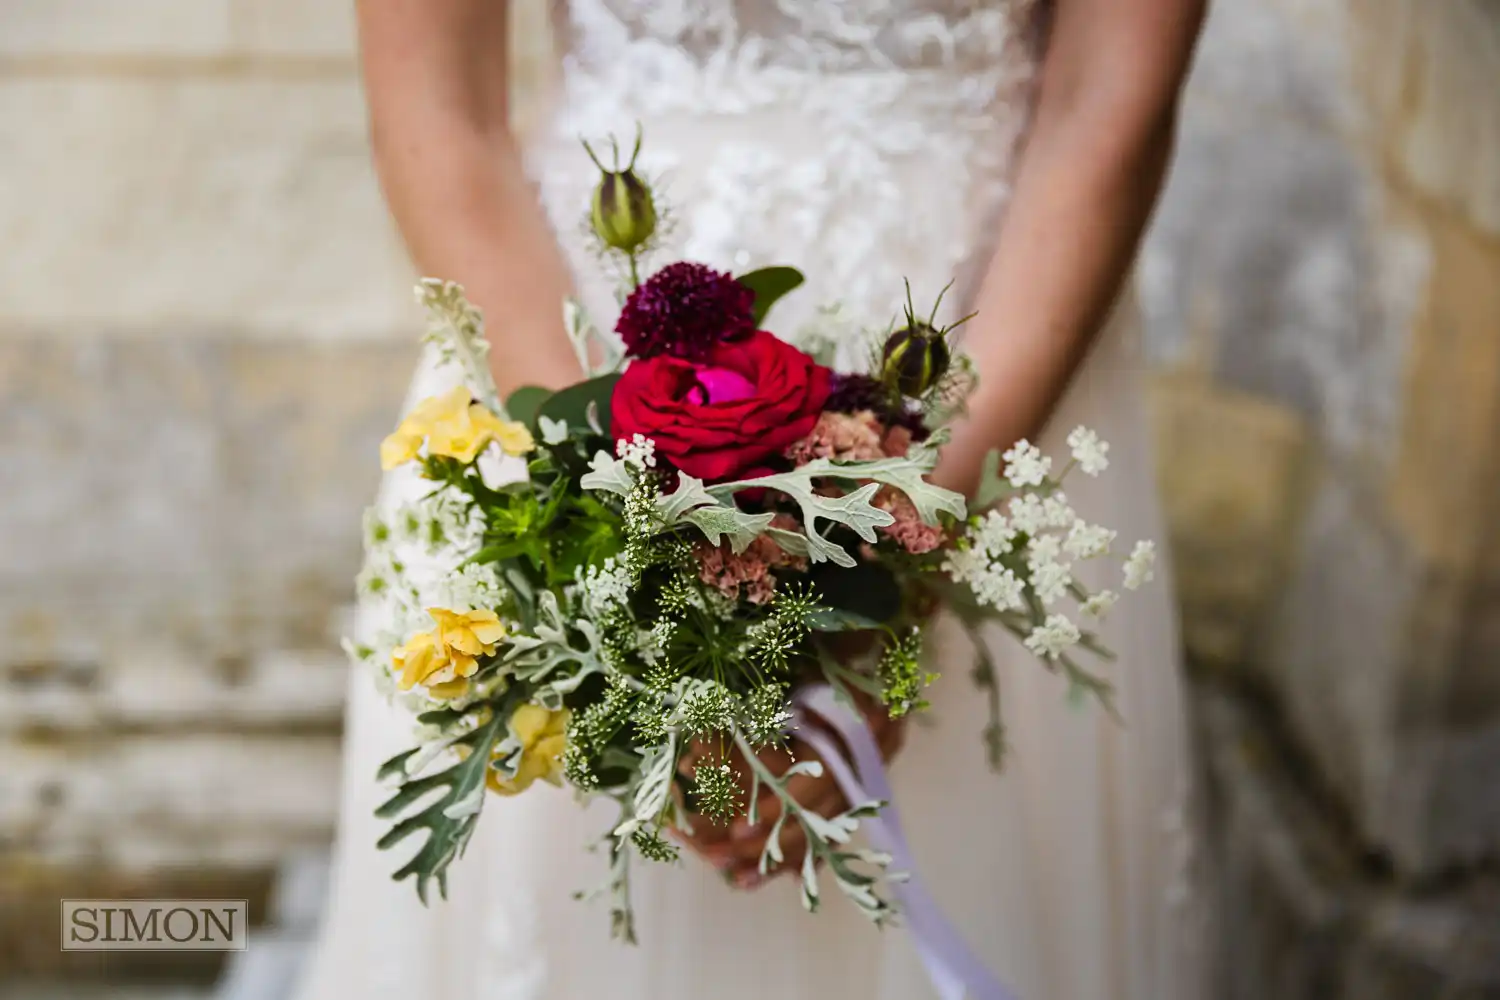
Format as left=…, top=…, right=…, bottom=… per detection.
left=528, top=0, right=1047, bottom=362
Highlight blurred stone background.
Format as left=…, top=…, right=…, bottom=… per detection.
left=0, top=1, right=1496, bottom=997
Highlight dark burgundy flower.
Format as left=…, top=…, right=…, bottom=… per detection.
left=616, top=261, right=756, bottom=361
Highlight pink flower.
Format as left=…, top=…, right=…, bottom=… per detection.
left=874, top=487, right=947, bottom=554
left=882, top=424, right=914, bottom=458
left=786, top=410, right=887, bottom=464
left=696, top=517, right=807, bottom=604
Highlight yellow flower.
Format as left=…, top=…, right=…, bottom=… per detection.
left=429, top=607, right=507, bottom=660
left=488, top=704, right=570, bottom=796
left=492, top=419, right=537, bottom=457
left=391, top=607, right=506, bottom=700
left=380, top=425, right=424, bottom=470
left=379, top=387, right=535, bottom=469
left=380, top=389, right=460, bottom=470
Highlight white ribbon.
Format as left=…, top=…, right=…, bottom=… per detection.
left=790, top=684, right=1018, bottom=1000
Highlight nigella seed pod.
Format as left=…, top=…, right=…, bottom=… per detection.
left=584, top=129, right=657, bottom=253
left=882, top=324, right=951, bottom=397
left=591, top=169, right=657, bottom=252
left=881, top=279, right=976, bottom=398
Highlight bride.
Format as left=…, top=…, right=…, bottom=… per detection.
left=296, top=1, right=1207, bottom=998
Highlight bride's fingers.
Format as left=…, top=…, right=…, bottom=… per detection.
left=876, top=716, right=907, bottom=761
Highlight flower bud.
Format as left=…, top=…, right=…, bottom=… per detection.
left=881, top=323, right=951, bottom=397
left=591, top=168, right=657, bottom=252
left=584, top=131, right=657, bottom=253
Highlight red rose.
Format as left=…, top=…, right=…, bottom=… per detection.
left=612, top=330, right=833, bottom=483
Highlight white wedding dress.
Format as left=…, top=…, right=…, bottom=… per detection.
left=295, top=2, right=1204, bottom=998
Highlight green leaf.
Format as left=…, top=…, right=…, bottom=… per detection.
left=579, top=450, right=635, bottom=497
left=682, top=505, right=775, bottom=554
left=655, top=474, right=716, bottom=522
left=615, top=733, right=679, bottom=837
left=801, top=457, right=968, bottom=526
left=766, top=527, right=811, bottom=557
left=703, top=454, right=963, bottom=567
left=737, top=266, right=805, bottom=327
left=376, top=747, right=421, bottom=783
left=711, top=473, right=892, bottom=567
left=375, top=707, right=508, bottom=904
left=505, top=385, right=553, bottom=429
left=538, top=373, right=621, bottom=437
left=504, top=591, right=608, bottom=692
left=973, top=447, right=1009, bottom=510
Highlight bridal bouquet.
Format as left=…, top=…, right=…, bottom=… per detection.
left=352, top=134, right=1157, bottom=938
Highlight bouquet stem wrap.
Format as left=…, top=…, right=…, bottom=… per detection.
left=792, top=685, right=1018, bottom=1000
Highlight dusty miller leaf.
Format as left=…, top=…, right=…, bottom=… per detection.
left=655, top=474, right=716, bottom=522
left=416, top=278, right=503, bottom=415
left=682, top=506, right=776, bottom=554
left=615, top=733, right=678, bottom=837
left=375, top=708, right=507, bottom=903
left=538, top=415, right=570, bottom=445
left=710, top=473, right=891, bottom=568
left=579, top=450, right=634, bottom=497
left=699, top=455, right=964, bottom=567
left=504, top=591, right=606, bottom=692
left=795, top=456, right=967, bottom=526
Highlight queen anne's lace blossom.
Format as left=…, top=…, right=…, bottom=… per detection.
left=944, top=432, right=1151, bottom=671
left=1083, top=589, right=1119, bottom=619
left=616, top=433, right=659, bottom=469
left=1007, top=493, right=1047, bottom=535
left=973, top=510, right=1016, bottom=556
left=1064, top=520, right=1117, bottom=560
left=1001, top=440, right=1050, bottom=488
left=1023, top=613, right=1081, bottom=659
left=580, top=557, right=634, bottom=618
left=1031, top=558, right=1073, bottom=606
left=1124, top=540, right=1157, bottom=590
left=944, top=544, right=1025, bottom=612
left=1067, top=425, right=1110, bottom=476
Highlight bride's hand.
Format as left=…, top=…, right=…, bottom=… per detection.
left=672, top=691, right=905, bottom=890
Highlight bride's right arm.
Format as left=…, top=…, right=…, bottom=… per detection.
left=357, top=0, right=584, bottom=393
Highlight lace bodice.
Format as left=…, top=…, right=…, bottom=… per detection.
left=526, top=0, right=1048, bottom=357
left=553, top=0, right=1045, bottom=77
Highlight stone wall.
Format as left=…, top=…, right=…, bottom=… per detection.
left=0, top=2, right=535, bottom=978
left=0, top=6, right=554, bottom=965
left=1141, top=0, right=1500, bottom=994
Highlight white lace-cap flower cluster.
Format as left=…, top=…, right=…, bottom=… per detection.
left=579, top=556, right=634, bottom=619
left=945, top=427, right=1154, bottom=662
left=617, top=433, right=658, bottom=469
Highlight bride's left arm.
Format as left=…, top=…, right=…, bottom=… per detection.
left=931, top=0, right=1207, bottom=496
